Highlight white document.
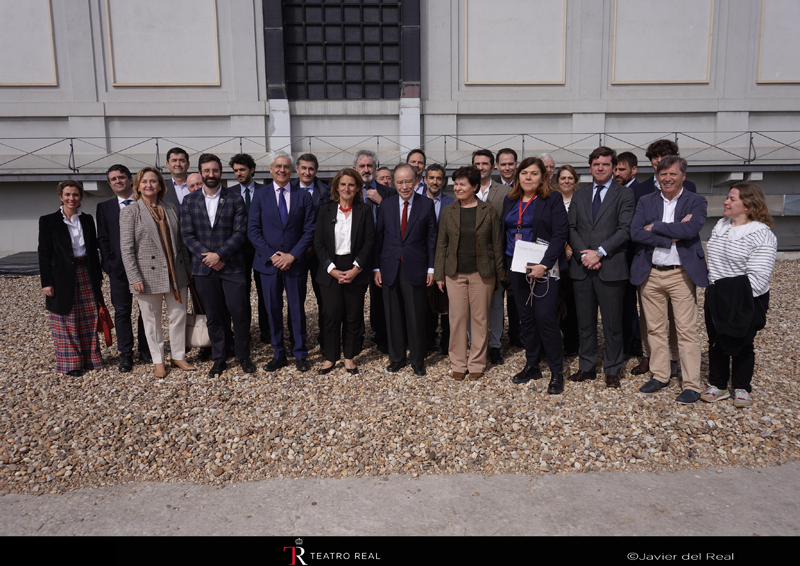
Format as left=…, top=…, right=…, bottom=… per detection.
left=511, top=240, right=548, bottom=274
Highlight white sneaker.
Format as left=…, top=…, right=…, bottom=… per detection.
left=733, top=389, right=753, bottom=408
left=701, top=386, right=730, bottom=403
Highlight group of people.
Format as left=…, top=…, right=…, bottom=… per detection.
left=38, top=139, right=778, bottom=407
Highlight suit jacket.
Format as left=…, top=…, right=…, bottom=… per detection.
left=180, top=187, right=248, bottom=276
left=362, top=181, right=396, bottom=222
left=291, top=178, right=332, bottom=214
left=119, top=199, right=191, bottom=294
left=634, top=176, right=696, bottom=207
left=247, top=182, right=316, bottom=276
left=161, top=177, right=182, bottom=208
left=374, top=193, right=438, bottom=287
left=97, top=197, right=130, bottom=280
left=567, top=180, right=634, bottom=282
left=229, top=181, right=267, bottom=205
left=630, top=189, right=709, bottom=287
left=313, top=200, right=374, bottom=288
left=500, top=193, right=569, bottom=273
left=481, top=180, right=510, bottom=218
left=38, top=210, right=104, bottom=315
left=426, top=192, right=455, bottom=225
left=433, top=200, right=505, bottom=282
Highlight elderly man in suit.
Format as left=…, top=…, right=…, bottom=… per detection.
left=355, top=149, right=396, bottom=353
left=567, top=146, right=634, bottom=389
left=472, top=149, right=511, bottom=364
left=181, top=153, right=253, bottom=378
left=97, top=164, right=151, bottom=371
left=374, top=163, right=438, bottom=376
left=630, top=156, right=709, bottom=404
left=423, top=163, right=454, bottom=354
left=248, top=152, right=316, bottom=372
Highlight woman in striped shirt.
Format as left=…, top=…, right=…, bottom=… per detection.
left=702, top=182, right=777, bottom=407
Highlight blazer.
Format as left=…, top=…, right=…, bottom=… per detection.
left=291, top=177, right=332, bottom=214
left=634, top=176, right=696, bottom=207
left=630, top=189, right=709, bottom=287
left=313, top=200, right=374, bottom=288
left=161, top=177, right=182, bottom=209
left=427, top=192, right=455, bottom=225
left=567, top=180, right=634, bottom=282
left=229, top=181, right=267, bottom=205
left=96, top=197, right=130, bottom=280
left=374, top=192, right=438, bottom=287
left=247, top=182, right=316, bottom=276
left=500, top=192, right=569, bottom=273
left=480, top=180, right=510, bottom=218
left=433, top=199, right=505, bottom=282
left=180, top=187, right=248, bottom=276
left=119, top=199, right=191, bottom=294
left=362, top=181, right=396, bottom=222
left=38, top=210, right=104, bottom=316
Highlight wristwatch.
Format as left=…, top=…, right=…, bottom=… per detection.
left=596, top=249, right=605, bottom=258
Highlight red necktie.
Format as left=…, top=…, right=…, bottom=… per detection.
left=401, top=200, right=408, bottom=261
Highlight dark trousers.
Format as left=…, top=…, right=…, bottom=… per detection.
left=510, top=270, right=563, bottom=373
left=242, top=241, right=268, bottom=339
left=622, top=281, right=642, bottom=355
left=108, top=270, right=149, bottom=357
left=194, top=271, right=251, bottom=361
left=319, top=255, right=367, bottom=362
left=705, top=292, right=769, bottom=393
left=308, top=253, right=326, bottom=344
left=558, top=272, right=580, bottom=354
left=507, top=288, right=521, bottom=342
left=260, top=270, right=308, bottom=359
left=383, top=263, right=427, bottom=366
left=573, top=274, right=626, bottom=375
left=425, top=307, right=450, bottom=350
left=360, top=280, right=388, bottom=348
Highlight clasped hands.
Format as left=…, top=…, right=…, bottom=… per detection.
left=271, top=251, right=295, bottom=271
left=331, top=267, right=360, bottom=284
left=201, top=252, right=225, bottom=271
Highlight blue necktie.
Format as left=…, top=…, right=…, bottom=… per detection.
left=592, top=185, right=602, bottom=221
left=278, top=187, right=288, bottom=226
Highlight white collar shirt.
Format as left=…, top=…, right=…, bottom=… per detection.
left=203, top=187, right=222, bottom=228
left=60, top=207, right=86, bottom=257
left=477, top=184, right=491, bottom=202
left=651, top=188, right=684, bottom=266
left=117, top=194, right=134, bottom=210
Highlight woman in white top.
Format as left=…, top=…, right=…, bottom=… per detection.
left=554, top=164, right=580, bottom=356
left=313, top=168, right=375, bottom=375
left=702, top=182, right=777, bottom=407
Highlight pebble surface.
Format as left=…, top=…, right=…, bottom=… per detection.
left=1, top=261, right=798, bottom=495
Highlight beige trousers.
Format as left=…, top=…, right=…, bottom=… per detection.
left=639, top=287, right=679, bottom=360
left=136, top=287, right=188, bottom=364
left=445, top=272, right=495, bottom=374
left=639, top=268, right=702, bottom=392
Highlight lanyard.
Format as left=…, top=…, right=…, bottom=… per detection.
left=517, top=196, right=536, bottom=233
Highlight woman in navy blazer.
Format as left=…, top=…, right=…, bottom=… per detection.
left=314, top=169, right=374, bottom=374
left=501, top=157, right=569, bottom=394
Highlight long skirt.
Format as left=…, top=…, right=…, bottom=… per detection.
left=49, top=264, right=103, bottom=374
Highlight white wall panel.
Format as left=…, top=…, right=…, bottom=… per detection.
left=106, top=0, right=220, bottom=86
left=758, top=0, right=800, bottom=83
left=0, top=0, right=57, bottom=85
left=612, top=0, right=714, bottom=84
left=464, top=0, right=566, bottom=84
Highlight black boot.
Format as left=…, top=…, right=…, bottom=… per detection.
left=547, top=372, right=564, bottom=395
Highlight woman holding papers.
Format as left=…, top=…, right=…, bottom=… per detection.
left=434, top=166, right=505, bottom=381
left=501, top=157, right=569, bottom=394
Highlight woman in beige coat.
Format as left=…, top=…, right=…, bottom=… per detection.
left=120, top=167, right=194, bottom=378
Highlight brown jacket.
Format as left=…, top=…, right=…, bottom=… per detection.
left=434, top=199, right=505, bottom=281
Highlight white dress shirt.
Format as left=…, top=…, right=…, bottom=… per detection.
left=117, top=194, right=134, bottom=210
left=326, top=207, right=362, bottom=273
left=477, top=184, right=491, bottom=202
left=60, top=207, right=86, bottom=257
left=651, top=188, right=684, bottom=266
left=204, top=187, right=222, bottom=228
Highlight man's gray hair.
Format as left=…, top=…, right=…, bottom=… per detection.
left=393, top=163, right=415, bottom=178
left=354, top=149, right=377, bottom=167
left=539, top=152, right=555, bottom=165
left=269, top=151, right=292, bottom=166
left=656, top=155, right=687, bottom=175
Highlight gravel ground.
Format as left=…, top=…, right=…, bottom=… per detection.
left=1, top=261, right=799, bottom=495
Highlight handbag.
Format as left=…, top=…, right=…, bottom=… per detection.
left=97, top=304, right=114, bottom=347
left=186, top=283, right=211, bottom=348
left=428, top=284, right=449, bottom=315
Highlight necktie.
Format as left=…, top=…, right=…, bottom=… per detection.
left=400, top=200, right=409, bottom=262
left=244, top=187, right=250, bottom=211
left=278, top=187, right=288, bottom=226
left=592, top=186, right=602, bottom=221
left=123, top=199, right=132, bottom=206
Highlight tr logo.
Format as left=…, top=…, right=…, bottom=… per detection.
left=283, top=546, right=307, bottom=566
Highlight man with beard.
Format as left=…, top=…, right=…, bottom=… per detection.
left=181, top=153, right=254, bottom=377
left=423, top=164, right=454, bottom=354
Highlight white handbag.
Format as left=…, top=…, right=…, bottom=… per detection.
left=186, top=284, right=212, bottom=348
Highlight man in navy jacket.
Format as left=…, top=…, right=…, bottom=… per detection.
left=423, top=164, right=454, bottom=354
left=374, top=164, right=438, bottom=376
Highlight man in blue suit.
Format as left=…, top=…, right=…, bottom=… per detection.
left=374, top=164, right=438, bottom=376
left=182, top=153, right=254, bottom=378
left=97, top=164, right=151, bottom=371
left=228, top=153, right=269, bottom=343
left=423, top=164, right=454, bottom=354
left=248, top=152, right=316, bottom=372
left=615, top=151, right=643, bottom=360
left=630, top=156, right=708, bottom=404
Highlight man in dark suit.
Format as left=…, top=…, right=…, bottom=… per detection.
left=374, top=164, right=438, bottom=376
left=248, top=152, right=316, bottom=372
left=96, top=164, right=151, bottom=371
left=354, top=149, right=396, bottom=353
left=291, top=152, right=331, bottom=348
left=615, top=151, right=643, bottom=360
left=181, top=153, right=254, bottom=378
left=630, top=156, right=709, bottom=404
left=228, top=153, right=269, bottom=343
left=567, top=146, right=634, bottom=388
left=423, top=164, right=454, bottom=354
left=630, top=140, right=696, bottom=377
left=161, top=147, right=191, bottom=210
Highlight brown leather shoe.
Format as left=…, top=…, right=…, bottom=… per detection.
left=154, top=363, right=167, bottom=379
left=453, top=372, right=466, bottom=381
left=606, top=374, right=621, bottom=388
left=468, top=372, right=484, bottom=381
left=567, top=369, right=597, bottom=382
left=631, top=357, right=650, bottom=375
left=171, top=359, right=196, bottom=371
